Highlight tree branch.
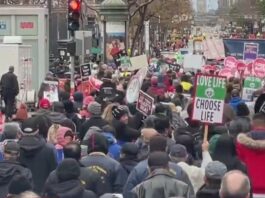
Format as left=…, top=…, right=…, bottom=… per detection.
left=129, top=0, right=155, bottom=18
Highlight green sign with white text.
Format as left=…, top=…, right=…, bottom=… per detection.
left=242, top=76, right=262, bottom=101
left=192, top=75, right=227, bottom=124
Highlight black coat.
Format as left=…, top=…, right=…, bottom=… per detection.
left=43, top=179, right=97, bottom=198
left=80, top=116, right=108, bottom=140
left=112, top=120, right=140, bottom=143
left=81, top=153, right=127, bottom=194
left=0, top=160, right=32, bottom=198
left=0, top=71, right=19, bottom=97
left=19, top=135, right=57, bottom=193
left=45, top=162, right=103, bottom=196
left=196, top=184, right=220, bottom=198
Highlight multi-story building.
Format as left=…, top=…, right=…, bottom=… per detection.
left=197, top=0, right=207, bottom=14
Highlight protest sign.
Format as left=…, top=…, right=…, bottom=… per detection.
left=126, top=77, right=141, bottom=103
left=242, top=76, right=262, bottom=101
left=120, top=56, right=131, bottom=68
left=43, top=81, right=59, bottom=103
left=243, top=43, right=259, bottom=62
left=192, top=74, right=226, bottom=124
left=237, top=61, right=247, bottom=73
left=80, top=63, right=91, bottom=81
left=224, top=56, right=238, bottom=69
left=218, top=68, right=233, bottom=79
left=129, top=55, right=149, bottom=71
left=136, top=91, right=154, bottom=116
left=253, top=58, right=265, bottom=78
left=192, top=74, right=226, bottom=141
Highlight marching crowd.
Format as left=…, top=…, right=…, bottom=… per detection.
left=0, top=64, right=264, bottom=198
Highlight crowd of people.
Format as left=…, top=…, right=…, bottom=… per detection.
left=0, top=62, right=264, bottom=198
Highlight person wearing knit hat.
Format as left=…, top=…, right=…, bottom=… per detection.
left=112, top=105, right=128, bottom=124
left=196, top=161, right=227, bottom=198
left=7, top=175, right=32, bottom=196
left=88, top=101, right=102, bottom=116
left=120, top=143, right=139, bottom=175
left=132, top=151, right=190, bottom=198
left=39, top=98, right=51, bottom=110
left=0, top=141, right=32, bottom=198
left=18, top=117, right=57, bottom=194
left=79, top=102, right=108, bottom=140
left=0, top=122, right=20, bottom=141
left=43, top=159, right=97, bottom=198
left=80, top=132, right=127, bottom=194
left=123, top=135, right=195, bottom=197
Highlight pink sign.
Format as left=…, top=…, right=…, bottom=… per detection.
left=224, top=56, right=238, bottom=69
left=253, top=58, right=265, bottom=78
left=247, top=62, right=253, bottom=73
left=243, top=68, right=251, bottom=78
left=218, top=68, right=233, bottom=79
left=237, top=62, right=247, bottom=72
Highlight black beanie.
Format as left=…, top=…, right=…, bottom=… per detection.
left=8, top=175, right=32, bottom=195
left=149, top=136, right=167, bottom=152
left=56, top=159, right=80, bottom=182
left=148, top=151, right=169, bottom=169
left=112, top=105, right=128, bottom=120
left=237, top=103, right=250, bottom=117
left=87, top=132, right=109, bottom=154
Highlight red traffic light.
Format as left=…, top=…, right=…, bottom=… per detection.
left=69, top=0, right=80, bottom=10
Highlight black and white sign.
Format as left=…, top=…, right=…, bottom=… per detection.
left=80, top=63, right=91, bottom=81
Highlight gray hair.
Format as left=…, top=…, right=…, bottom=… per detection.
left=18, top=191, right=40, bottom=198
left=220, top=170, right=250, bottom=198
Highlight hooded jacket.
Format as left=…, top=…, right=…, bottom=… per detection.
left=0, top=160, right=32, bottom=198
left=196, top=183, right=220, bottom=198
left=102, top=132, right=121, bottom=160
left=45, top=161, right=103, bottom=196
left=123, top=159, right=194, bottom=198
left=132, top=169, right=190, bottom=198
left=237, top=131, right=265, bottom=194
left=229, top=97, right=245, bottom=113
left=81, top=132, right=127, bottom=194
left=19, top=135, right=57, bottom=193
left=44, top=179, right=96, bottom=198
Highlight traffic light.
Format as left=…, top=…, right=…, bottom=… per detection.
left=68, top=0, right=81, bottom=32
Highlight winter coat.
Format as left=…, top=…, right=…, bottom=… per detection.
left=123, top=159, right=194, bottom=198
left=112, top=120, right=140, bottom=143
left=120, top=157, right=138, bottom=176
left=132, top=169, right=190, bottom=198
left=177, top=151, right=212, bottom=193
left=44, top=179, right=97, bottom=198
left=102, top=132, right=121, bottom=160
left=213, top=134, right=247, bottom=173
left=81, top=152, right=127, bottom=194
left=196, top=184, right=220, bottom=198
left=18, top=135, right=57, bottom=193
left=0, top=160, right=32, bottom=198
left=80, top=116, right=108, bottom=140
left=229, top=97, right=245, bottom=113
left=237, top=131, right=265, bottom=194
left=45, top=161, right=103, bottom=196
left=229, top=116, right=251, bottom=137
left=146, top=86, right=165, bottom=98
left=0, top=71, right=19, bottom=97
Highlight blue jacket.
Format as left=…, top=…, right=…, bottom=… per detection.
left=102, top=132, right=121, bottom=160
left=229, top=97, right=244, bottom=112
left=123, top=159, right=194, bottom=198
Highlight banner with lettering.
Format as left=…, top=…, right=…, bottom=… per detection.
left=136, top=91, right=154, bottom=116
left=192, top=74, right=227, bottom=124
left=223, top=39, right=265, bottom=60
left=242, top=76, right=262, bottom=101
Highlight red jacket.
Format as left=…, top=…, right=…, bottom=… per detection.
left=237, top=131, right=265, bottom=194
left=147, top=86, right=165, bottom=98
